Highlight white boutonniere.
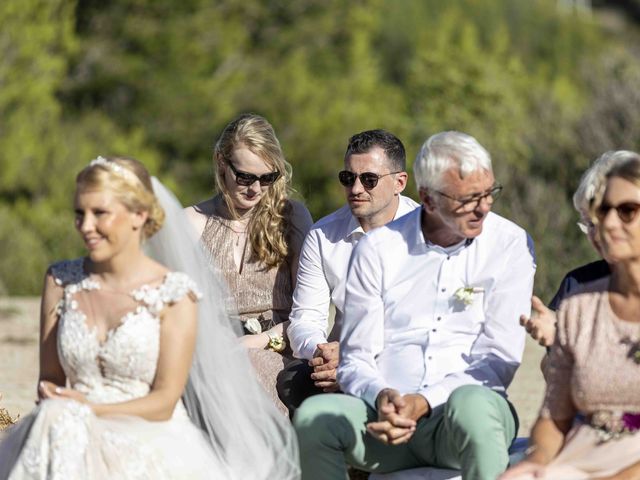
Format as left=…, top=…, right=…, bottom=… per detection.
left=244, top=317, right=262, bottom=335
left=453, top=286, right=484, bottom=306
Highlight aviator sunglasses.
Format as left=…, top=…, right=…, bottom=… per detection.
left=338, top=170, right=401, bottom=189
left=227, top=162, right=280, bottom=187
left=595, top=201, right=640, bottom=224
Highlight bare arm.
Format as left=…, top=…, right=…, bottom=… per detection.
left=45, top=293, right=198, bottom=421
left=499, top=416, right=573, bottom=479
left=38, top=271, right=66, bottom=393
left=592, top=461, right=640, bottom=480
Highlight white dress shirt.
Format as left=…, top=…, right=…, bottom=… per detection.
left=338, top=208, right=536, bottom=409
left=288, top=195, right=418, bottom=360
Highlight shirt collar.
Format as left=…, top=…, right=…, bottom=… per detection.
left=411, top=207, right=475, bottom=254
left=344, top=197, right=408, bottom=240
left=346, top=214, right=365, bottom=240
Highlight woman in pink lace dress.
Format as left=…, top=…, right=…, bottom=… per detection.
left=501, top=154, right=640, bottom=480
left=186, top=114, right=312, bottom=414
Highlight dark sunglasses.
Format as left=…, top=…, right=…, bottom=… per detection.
left=338, top=170, right=400, bottom=189
left=227, top=162, right=280, bottom=187
left=595, top=201, right=640, bottom=224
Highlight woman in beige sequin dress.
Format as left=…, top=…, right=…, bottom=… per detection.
left=501, top=155, right=640, bottom=480
left=186, top=114, right=312, bottom=414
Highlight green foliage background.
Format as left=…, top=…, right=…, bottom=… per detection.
left=3, top=0, right=640, bottom=300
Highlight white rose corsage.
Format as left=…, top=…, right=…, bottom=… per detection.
left=243, top=317, right=262, bottom=335
left=453, top=286, right=484, bottom=306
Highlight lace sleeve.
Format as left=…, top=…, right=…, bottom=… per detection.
left=539, top=298, right=577, bottom=420
left=132, top=272, right=202, bottom=315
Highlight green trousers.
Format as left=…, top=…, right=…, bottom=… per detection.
left=293, top=385, right=518, bottom=480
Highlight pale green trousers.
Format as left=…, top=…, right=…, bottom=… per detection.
left=293, top=385, right=518, bottom=480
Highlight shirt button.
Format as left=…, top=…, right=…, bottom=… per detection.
left=447, top=256, right=450, bottom=260
left=428, top=356, right=433, bottom=360
left=437, top=317, right=442, bottom=321
left=441, top=288, right=446, bottom=292
left=432, top=329, right=437, bottom=332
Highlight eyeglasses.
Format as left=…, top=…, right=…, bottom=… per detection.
left=595, top=201, right=640, bottom=224
left=227, top=162, right=280, bottom=187
left=435, top=184, right=503, bottom=212
left=338, top=170, right=401, bottom=189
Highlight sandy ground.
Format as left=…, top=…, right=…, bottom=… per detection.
left=0, top=296, right=546, bottom=436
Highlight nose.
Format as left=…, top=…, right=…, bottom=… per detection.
left=601, top=206, right=621, bottom=229
left=76, top=213, right=94, bottom=233
left=350, top=177, right=366, bottom=195
left=475, top=195, right=493, bottom=214
left=246, top=179, right=261, bottom=192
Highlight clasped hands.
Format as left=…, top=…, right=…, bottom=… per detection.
left=367, top=388, right=430, bottom=446
left=309, top=341, right=340, bottom=392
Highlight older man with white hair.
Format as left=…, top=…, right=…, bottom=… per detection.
left=294, top=131, right=536, bottom=480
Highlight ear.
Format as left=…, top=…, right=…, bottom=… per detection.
left=393, top=172, right=408, bottom=194
left=131, top=210, right=149, bottom=231
left=419, top=187, right=438, bottom=213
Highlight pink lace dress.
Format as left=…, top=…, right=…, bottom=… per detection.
left=531, top=277, right=640, bottom=479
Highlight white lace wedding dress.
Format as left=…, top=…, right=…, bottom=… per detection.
left=0, top=258, right=224, bottom=479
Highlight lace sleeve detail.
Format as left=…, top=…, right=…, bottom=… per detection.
left=49, top=259, right=86, bottom=287
left=539, top=296, right=577, bottom=421
left=132, top=272, right=202, bottom=314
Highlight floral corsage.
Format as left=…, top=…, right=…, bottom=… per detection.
left=243, top=317, right=262, bottom=335
left=453, top=286, right=484, bottom=306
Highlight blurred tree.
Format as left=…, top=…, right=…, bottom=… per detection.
left=3, top=0, right=640, bottom=300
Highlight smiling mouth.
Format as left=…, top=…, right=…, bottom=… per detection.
left=84, top=237, right=102, bottom=249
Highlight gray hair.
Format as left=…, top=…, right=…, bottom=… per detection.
left=413, top=131, right=493, bottom=191
left=573, top=150, right=639, bottom=220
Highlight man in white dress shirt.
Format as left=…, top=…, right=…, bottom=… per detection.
left=294, top=131, right=536, bottom=480
left=279, top=129, right=418, bottom=414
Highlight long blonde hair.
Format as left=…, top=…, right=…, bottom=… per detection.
left=214, top=114, right=292, bottom=268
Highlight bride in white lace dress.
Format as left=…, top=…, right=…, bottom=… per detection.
left=0, top=156, right=299, bottom=479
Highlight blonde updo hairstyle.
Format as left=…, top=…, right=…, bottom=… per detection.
left=76, top=156, right=165, bottom=240
left=214, top=114, right=293, bottom=269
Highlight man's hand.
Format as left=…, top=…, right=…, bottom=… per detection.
left=309, top=342, right=340, bottom=392
left=366, top=389, right=430, bottom=445
left=519, top=295, right=557, bottom=347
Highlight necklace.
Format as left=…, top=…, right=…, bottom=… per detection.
left=224, top=221, right=249, bottom=247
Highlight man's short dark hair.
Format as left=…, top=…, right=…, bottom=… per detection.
left=344, top=129, right=406, bottom=172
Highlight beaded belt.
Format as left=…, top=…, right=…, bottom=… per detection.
left=588, top=411, right=640, bottom=442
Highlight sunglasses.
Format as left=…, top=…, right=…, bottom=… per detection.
left=595, top=201, right=640, bottom=224
left=227, top=162, right=280, bottom=187
left=338, top=170, right=401, bottom=189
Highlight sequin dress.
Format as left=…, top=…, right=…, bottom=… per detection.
left=0, top=259, right=223, bottom=479
left=199, top=197, right=312, bottom=414
left=528, top=276, right=640, bottom=479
